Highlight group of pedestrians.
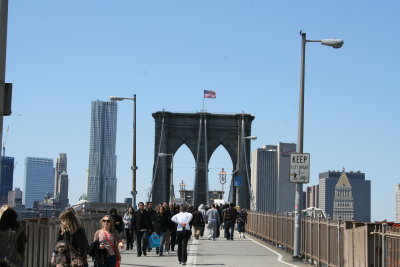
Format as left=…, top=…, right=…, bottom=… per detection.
left=48, top=201, right=248, bottom=267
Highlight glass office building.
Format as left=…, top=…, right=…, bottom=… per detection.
left=87, top=100, right=118, bottom=203
left=24, top=157, right=54, bottom=208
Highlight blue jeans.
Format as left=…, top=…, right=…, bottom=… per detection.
left=135, top=230, right=149, bottom=255
left=156, top=232, right=168, bottom=254
left=224, top=221, right=235, bottom=240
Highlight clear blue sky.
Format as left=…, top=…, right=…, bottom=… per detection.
left=4, top=1, right=399, bottom=221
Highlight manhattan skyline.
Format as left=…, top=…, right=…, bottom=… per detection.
left=3, top=1, right=399, bottom=221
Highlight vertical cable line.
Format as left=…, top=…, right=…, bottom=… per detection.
left=148, top=115, right=165, bottom=201
left=204, top=115, right=209, bottom=202
left=194, top=115, right=203, bottom=205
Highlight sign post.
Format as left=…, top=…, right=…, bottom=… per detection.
left=290, top=153, right=310, bottom=183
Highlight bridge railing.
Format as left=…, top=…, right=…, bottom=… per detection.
left=21, top=214, right=102, bottom=267
left=246, top=211, right=400, bottom=267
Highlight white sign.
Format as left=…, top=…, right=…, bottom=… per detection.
left=290, top=153, right=310, bottom=183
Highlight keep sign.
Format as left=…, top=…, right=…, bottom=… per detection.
left=289, top=153, right=310, bottom=183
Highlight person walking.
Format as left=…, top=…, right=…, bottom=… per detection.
left=237, top=208, right=248, bottom=238
left=198, top=204, right=207, bottom=237
left=93, top=215, right=123, bottom=267
left=205, top=204, right=220, bottom=241
left=123, top=206, right=134, bottom=250
left=131, top=202, right=154, bottom=257
left=223, top=203, right=239, bottom=240
left=171, top=205, right=193, bottom=265
left=161, top=202, right=172, bottom=254
left=110, top=208, right=124, bottom=235
left=51, top=208, right=89, bottom=267
left=191, top=207, right=205, bottom=239
left=154, top=205, right=170, bottom=256
left=169, top=203, right=178, bottom=252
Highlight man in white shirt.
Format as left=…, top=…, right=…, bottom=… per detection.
left=171, top=205, right=193, bottom=265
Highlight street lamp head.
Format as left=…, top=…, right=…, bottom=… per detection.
left=321, top=39, right=344, bottom=49
left=109, top=96, right=125, bottom=101
left=244, top=136, right=257, bottom=140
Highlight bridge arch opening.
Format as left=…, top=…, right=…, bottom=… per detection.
left=173, top=143, right=196, bottom=201
left=208, top=144, right=234, bottom=202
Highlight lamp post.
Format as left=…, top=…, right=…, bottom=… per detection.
left=110, top=95, right=137, bottom=209
left=179, top=180, right=186, bottom=200
left=159, top=152, right=174, bottom=203
left=219, top=168, right=227, bottom=200
left=293, top=32, right=343, bottom=258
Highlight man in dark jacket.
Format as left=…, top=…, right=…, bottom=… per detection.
left=223, top=203, right=238, bottom=240
left=131, top=202, right=154, bottom=256
left=110, top=208, right=124, bottom=234
left=191, top=208, right=205, bottom=239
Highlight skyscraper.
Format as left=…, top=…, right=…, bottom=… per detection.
left=0, top=156, right=14, bottom=206
left=319, top=170, right=371, bottom=222
left=306, top=185, right=319, bottom=208
left=396, top=184, right=400, bottom=223
left=24, top=157, right=54, bottom=208
left=87, top=100, right=118, bottom=203
left=251, top=142, right=296, bottom=213
left=333, top=171, right=354, bottom=221
left=54, top=153, right=69, bottom=209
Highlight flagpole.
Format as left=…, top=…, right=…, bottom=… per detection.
left=202, top=90, right=205, bottom=111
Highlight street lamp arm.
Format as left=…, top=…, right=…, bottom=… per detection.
left=110, top=96, right=135, bottom=101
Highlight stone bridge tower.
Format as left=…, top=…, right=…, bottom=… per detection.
left=150, top=111, right=255, bottom=208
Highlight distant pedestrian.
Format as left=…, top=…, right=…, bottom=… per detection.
left=223, top=203, right=238, bottom=240
left=171, top=205, right=193, bottom=265
left=110, top=208, right=124, bottom=234
left=198, top=204, right=207, bottom=237
left=132, top=202, right=154, bottom=257
left=191, top=207, right=205, bottom=239
left=205, top=204, right=220, bottom=241
left=169, top=203, right=178, bottom=251
left=154, top=205, right=170, bottom=256
left=237, top=209, right=248, bottom=238
left=123, top=206, right=134, bottom=250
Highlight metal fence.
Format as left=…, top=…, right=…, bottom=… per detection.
left=21, top=214, right=102, bottom=267
left=246, top=211, right=400, bottom=267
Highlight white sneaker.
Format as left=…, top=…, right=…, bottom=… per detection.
left=208, top=235, right=212, bottom=240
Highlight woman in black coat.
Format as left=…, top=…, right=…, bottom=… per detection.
left=52, top=208, right=89, bottom=267
left=154, top=206, right=170, bottom=256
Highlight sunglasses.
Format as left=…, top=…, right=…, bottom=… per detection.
left=102, top=219, right=111, bottom=223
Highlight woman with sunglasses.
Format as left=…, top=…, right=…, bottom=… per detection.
left=93, top=215, right=123, bottom=267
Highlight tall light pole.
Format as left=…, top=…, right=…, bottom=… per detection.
left=219, top=168, right=227, bottom=199
left=110, top=95, right=137, bottom=209
left=293, top=32, right=343, bottom=258
left=0, top=0, right=12, bottom=156
left=158, top=152, right=174, bottom=203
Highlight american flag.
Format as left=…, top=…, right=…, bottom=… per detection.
left=204, top=90, right=216, bottom=98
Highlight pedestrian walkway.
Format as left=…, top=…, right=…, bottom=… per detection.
left=88, top=233, right=309, bottom=267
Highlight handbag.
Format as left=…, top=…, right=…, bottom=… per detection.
left=148, top=233, right=161, bottom=248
